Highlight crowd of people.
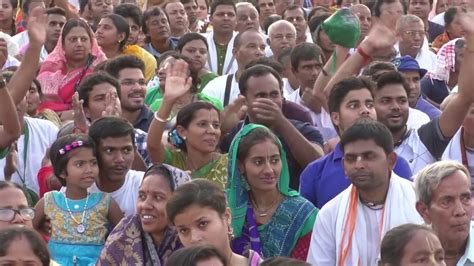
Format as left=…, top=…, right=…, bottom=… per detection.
left=0, top=0, right=473, bottom=264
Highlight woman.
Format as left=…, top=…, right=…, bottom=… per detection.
left=96, top=13, right=157, bottom=81
left=166, top=179, right=263, bottom=265
left=0, top=227, right=50, bottom=266
left=145, top=54, right=222, bottom=112
left=380, top=223, right=446, bottom=265
left=196, top=0, right=208, bottom=22
left=37, top=19, right=107, bottom=116
left=0, top=0, right=16, bottom=36
left=432, top=7, right=465, bottom=53
left=176, top=33, right=217, bottom=90
left=435, top=0, right=448, bottom=15
left=98, top=164, right=191, bottom=265
left=0, top=181, right=36, bottom=230
left=227, top=124, right=317, bottom=260
left=422, top=38, right=464, bottom=106
left=148, top=100, right=227, bottom=189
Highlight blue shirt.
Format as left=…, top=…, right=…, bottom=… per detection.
left=299, top=143, right=413, bottom=209
left=416, top=96, right=441, bottom=120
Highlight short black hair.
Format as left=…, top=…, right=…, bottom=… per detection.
left=114, top=3, right=143, bottom=27
left=361, top=60, right=397, bottom=81
left=142, top=6, right=167, bottom=35
left=372, top=0, right=406, bottom=17
left=308, top=12, right=330, bottom=33
left=374, top=70, right=410, bottom=96
left=239, top=64, right=283, bottom=96
left=8, top=0, right=17, bottom=10
left=101, top=13, right=130, bottom=50
left=290, top=42, right=324, bottom=70
left=263, top=14, right=282, bottom=34
left=261, top=257, right=311, bottom=266
left=45, top=6, right=66, bottom=17
left=445, top=6, right=465, bottom=27
left=282, top=5, right=307, bottom=20
left=165, top=245, right=227, bottom=266
left=104, top=55, right=145, bottom=78
left=328, top=76, right=375, bottom=113
left=210, top=0, right=235, bottom=17
left=176, top=32, right=209, bottom=52
left=245, top=56, right=284, bottom=75
left=0, top=227, right=50, bottom=266
left=340, top=118, right=394, bottom=154
left=88, top=116, right=136, bottom=148
left=78, top=72, right=120, bottom=108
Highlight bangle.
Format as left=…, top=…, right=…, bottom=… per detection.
left=154, top=112, right=169, bottom=123
left=357, top=46, right=371, bottom=61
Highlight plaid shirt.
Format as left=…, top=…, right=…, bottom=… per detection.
left=135, top=128, right=152, bottom=166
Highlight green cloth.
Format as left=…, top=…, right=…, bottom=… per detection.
left=200, top=72, right=218, bottom=90
left=148, top=93, right=224, bottom=113
left=216, top=44, right=228, bottom=76
left=164, top=149, right=228, bottom=189
left=145, top=86, right=163, bottom=107
left=0, top=147, right=10, bottom=159
left=226, top=124, right=301, bottom=238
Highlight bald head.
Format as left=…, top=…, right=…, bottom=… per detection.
left=236, top=2, right=260, bottom=33
left=268, top=20, right=297, bottom=58
left=350, top=4, right=372, bottom=38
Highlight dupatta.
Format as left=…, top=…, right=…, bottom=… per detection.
left=37, top=24, right=107, bottom=112
left=227, top=124, right=316, bottom=258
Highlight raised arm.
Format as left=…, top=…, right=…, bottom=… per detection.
left=0, top=80, right=20, bottom=149
left=437, top=12, right=474, bottom=138
left=146, top=60, right=192, bottom=163
left=9, top=7, right=46, bottom=105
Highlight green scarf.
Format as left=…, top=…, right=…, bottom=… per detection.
left=226, top=124, right=299, bottom=237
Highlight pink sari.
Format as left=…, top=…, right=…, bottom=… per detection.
left=37, top=27, right=107, bottom=112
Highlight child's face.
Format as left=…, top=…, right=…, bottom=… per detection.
left=0, top=237, right=43, bottom=265
left=62, top=148, right=99, bottom=189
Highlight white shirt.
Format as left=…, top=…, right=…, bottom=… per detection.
left=11, top=31, right=29, bottom=51
left=282, top=78, right=297, bottom=99
left=201, top=73, right=239, bottom=106
left=0, top=117, right=58, bottom=193
left=395, top=42, right=437, bottom=72
left=395, top=128, right=437, bottom=174
left=89, top=170, right=144, bottom=216
left=287, top=89, right=337, bottom=141
left=430, top=12, right=445, bottom=26
left=408, top=107, right=430, bottom=130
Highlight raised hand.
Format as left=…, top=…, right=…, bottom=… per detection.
left=27, top=6, right=47, bottom=47
left=163, top=59, right=193, bottom=102
left=72, top=92, right=89, bottom=133
left=220, top=95, right=247, bottom=134
left=360, top=22, right=397, bottom=57
left=102, top=91, right=122, bottom=117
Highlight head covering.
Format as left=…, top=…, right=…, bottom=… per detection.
left=226, top=124, right=299, bottom=238
left=144, top=163, right=192, bottom=190
left=98, top=164, right=190, bottom=265
left=38, top=21, right=107, bottom=96
left=427, top=38, right=461, bottom=81
left=395, top=55, right=427, bottom=78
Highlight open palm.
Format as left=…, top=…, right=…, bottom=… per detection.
left=163, top=60, right=193, bottom=101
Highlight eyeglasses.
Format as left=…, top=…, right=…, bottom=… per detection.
left=0, top=207, right=36, bottom=222
left=120, top=79, right=147, bottom=86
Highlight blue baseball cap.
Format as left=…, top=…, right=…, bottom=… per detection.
left=393, top=55, right=427, bottom=78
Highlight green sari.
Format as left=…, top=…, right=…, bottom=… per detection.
left=164, top=149, right=228, bottom=189
left=227, top=124, right=317, bottom=259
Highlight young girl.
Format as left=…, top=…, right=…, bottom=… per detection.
left=33, top=134, right=123, bottom=265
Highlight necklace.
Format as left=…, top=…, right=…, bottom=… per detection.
left=251, top=194, right=280, bottom=217
left=63, top=192, right=90, bottom=234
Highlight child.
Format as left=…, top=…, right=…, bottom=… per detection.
left=33, top=134, right=123, bottom=265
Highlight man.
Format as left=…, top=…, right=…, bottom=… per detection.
left=164, top=2, right=190, bottom=41
left=113, top=3, right=143, bottom=45
left=77, top=72, right=150, bottom=168
left=300, top=77, right=413, bottom=209
left=278, top=47, right=299, bottom=97
left=274, top=0, right=291, bottom=15
left=396, top=55, right=441, bottom=120
left=396, top=14, right=436, bottom=72
left=257, top=0, right=276, bottom=28
left=79, top=0, right=113, bottom=30
left=181, top=0, right=203, bottom=33
left=202, top=29, right=266, bottom=106
left=307, top=119, right=422, bottom=265
left=88, top=116, right=144, bottom=216
left=235, top=2, right=260, bottom=33
left=266, top=20, right=297, bottom=60
left=142, top=7, right=176, bottom=59
left=408, top=0, right=444, bottom=42
left=17, top=7, right=66, bottom=62
left=372, top=0, right=405, bottom=30
left=349, top=4, right=372, bottom=44
left=104, top=55, right=154, bottom=132
left=415, top=161, right=474, bottom=265
left=283, top=5, right=310, bottom=45
left=219, top=64, right=324, bottom=189
left=205, top=0, right=238, bottom=76
left=286, top=42, right=338, bottom=141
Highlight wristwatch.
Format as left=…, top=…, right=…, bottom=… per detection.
left=0, top=75, right=7, bottom=89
